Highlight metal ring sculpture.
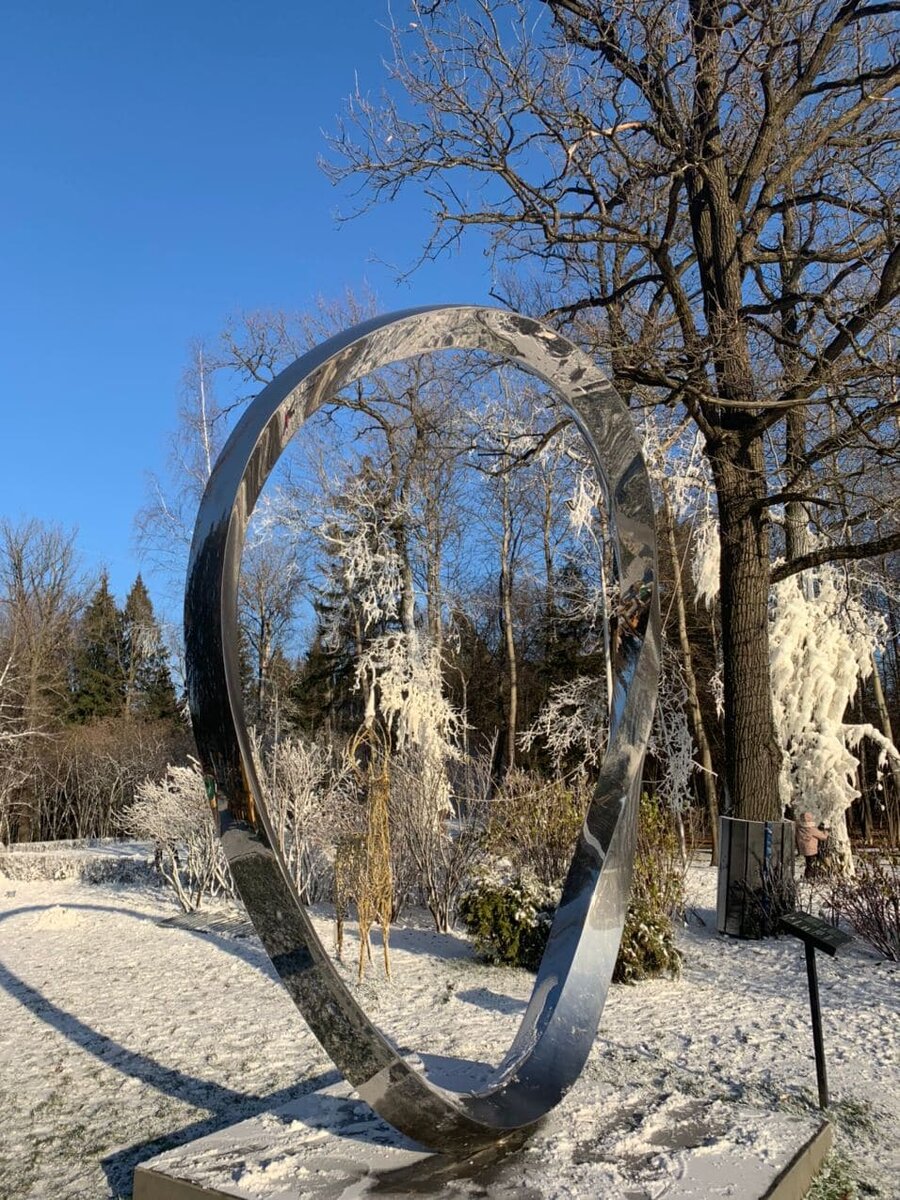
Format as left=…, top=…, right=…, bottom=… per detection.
left=185, top=307, right=660, bottom=1153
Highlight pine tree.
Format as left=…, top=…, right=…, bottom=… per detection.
left=122, top=575, right=178, bottom=722
left=69, top=572, right=125, bottom=723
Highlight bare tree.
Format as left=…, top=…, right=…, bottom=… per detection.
left=238, top=538, right=303, bottom=731
left=136, top=343, right=228, bottom=594
left=0, top=655, right=36, bottom=842
left=0, top=519, right=82, bottom=729
left=0, top=520, right=84, bottom=839
left=327, top=0, right=900, bottom=822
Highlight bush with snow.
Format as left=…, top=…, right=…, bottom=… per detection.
left=260, top=733, right=353, bottom=904
left=123, top=761, right=233, bottom=911
left=0, top=846, right=155, bottom=885
left=458, top=859, right=560, bottom=970
left=484, top=769, right=588, bottom=889
left=389, top=744, right=488, bottom=931
left=460, top=795, right=685, bottom=982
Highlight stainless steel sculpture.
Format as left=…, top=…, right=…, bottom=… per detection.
left=184, top=306, right=660, bottom=1153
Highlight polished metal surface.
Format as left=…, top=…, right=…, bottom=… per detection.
left=184, top=307, right=660, bottom=1152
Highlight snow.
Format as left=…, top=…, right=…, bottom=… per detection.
left=770, top=567, right=899, bottom=870
left=0, top=858, right=897, bottom=1198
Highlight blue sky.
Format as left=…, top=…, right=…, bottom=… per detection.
left=0, top=2, right=492, bottom=613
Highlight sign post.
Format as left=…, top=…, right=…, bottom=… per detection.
left=779, top=912, right=852, bottom=1109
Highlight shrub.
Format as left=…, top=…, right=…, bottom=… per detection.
left=484, top=770, right=588, bottom=888
left=831, top=852, right=900, bottom=961
left=123, top=760, right=233, bottom=912
left=461, top=796, right=685, bottom=980
left=613, top=797, right=684, bottom=982
left=614, top=893, right=683, bottom=983
left=458, top=861, right=560, bottom=970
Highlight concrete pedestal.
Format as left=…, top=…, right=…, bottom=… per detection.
left=133, top=1082, right=831, bottom=1200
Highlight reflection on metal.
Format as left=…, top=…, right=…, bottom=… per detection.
left=184, top=307, right=660, bottom=1152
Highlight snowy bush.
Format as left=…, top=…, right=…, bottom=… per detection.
left=123, top=760, right=233, bottom=912
left=0, top=847, right=154, bottom=886
left=390, top=745, right=488, bottom=932
left=457, top=859, right=560, bottom=970
left=260, top=734, right=353, bottom=904
left=460, top=796, right=685, bottom=980
left=614, top=893, right=683, bottom=984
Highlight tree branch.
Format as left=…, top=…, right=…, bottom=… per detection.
left=771, top=532, right=900, bottom=583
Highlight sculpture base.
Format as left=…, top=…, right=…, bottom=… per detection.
left=133, top=1083, right=831, bottom=1200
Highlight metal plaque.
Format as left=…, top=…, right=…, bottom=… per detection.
left=780, top=912, right=852, bottom=957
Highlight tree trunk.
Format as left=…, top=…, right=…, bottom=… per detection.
left=422, top=481, right=444, bottom=653
left=659, top=495, right=720, bottom=862
left=500, top=475, right=518, bottom=770
left=542, top=470, right=556, bottom=658
left=708, top=437, right=782, bottom=822
left=426, top=542, right=443, bottom=654
left=395, top=522, right=417, bottom=643
left=870, top=653, right=900, bottom=844
left=784, top=412, right=814, bottom=566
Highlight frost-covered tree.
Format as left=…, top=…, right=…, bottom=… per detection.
left=319, top=467, right=464, bottom=821
left=647, top=647, right=699, bottom=865
left=520, top=675, right=608, bottom=772
left=643, top=417, right=721, bottom=855
left=770, top=567, right=900, bottom=872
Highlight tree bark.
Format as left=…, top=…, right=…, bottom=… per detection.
left=708, top=436, right=782, bottom=821
left=683, top=4, right=783, bottom=823
left=542, top=468, right=556, bottom=658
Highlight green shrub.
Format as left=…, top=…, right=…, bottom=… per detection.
left=458, top=862, right=559, bottom=970
left=613, top=797, right=684, bottom=983
left=460, top=797, right=685, bottom=979
left=483, top=770, right=588, bottom=888
left=613, top=893, right=683, bottom=983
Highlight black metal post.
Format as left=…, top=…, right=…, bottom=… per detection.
left=804, top=942, right=828, bottom=1109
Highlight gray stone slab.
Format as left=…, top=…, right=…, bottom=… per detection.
left=133, top=1083, right=831, bottom=1200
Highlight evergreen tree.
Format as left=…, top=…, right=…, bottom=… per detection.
left=69, top=572, right=125, bottom=723
left=122, top=575, right=178, bottom=722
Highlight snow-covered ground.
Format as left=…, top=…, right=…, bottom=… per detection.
left=0, top=859, right=896, bottom=1199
